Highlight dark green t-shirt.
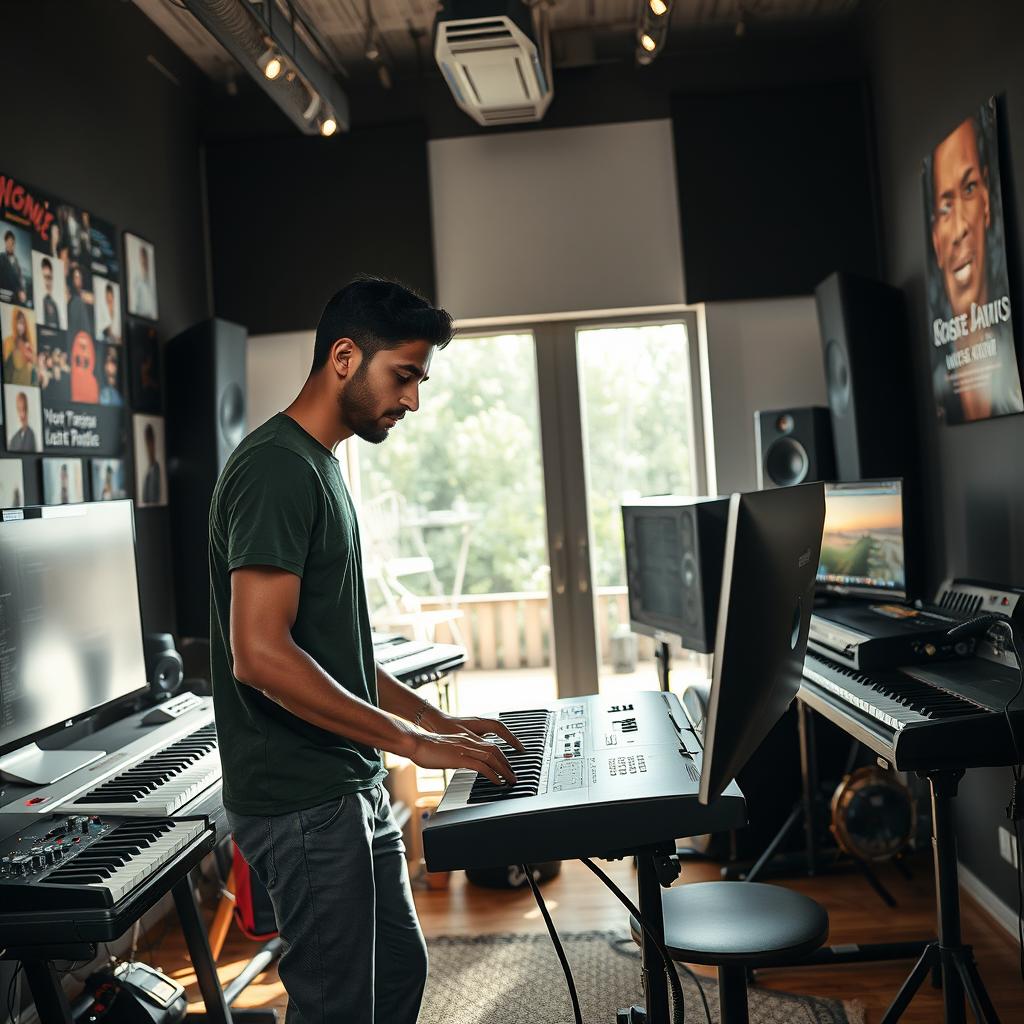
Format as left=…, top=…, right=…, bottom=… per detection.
left=209, top=412, right=385, bottom=815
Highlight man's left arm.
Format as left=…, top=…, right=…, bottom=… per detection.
left=375, top=665, right=525, bottom=752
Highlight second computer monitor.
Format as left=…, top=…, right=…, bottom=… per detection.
left=699, top=483, right=825, bottom=806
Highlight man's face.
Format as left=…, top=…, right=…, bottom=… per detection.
left=146, top=433, right=156, bottom=462
left=16, top=393, right=27, bottom=426
left=42, top=265, right=53, bottom=295
left=931, top=120, right=991, bottom=318
left=4, top=237, right=13, bottom=256
left=139, top=249, right=149, bottom=279
left=338, top=339, right=433, bottom=444
left=72, top=267, right=82, bottom=293
left=105, top=349, right=118, bottom=386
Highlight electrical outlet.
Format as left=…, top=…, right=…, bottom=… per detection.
left=998, top=826, right=1019, bottom=868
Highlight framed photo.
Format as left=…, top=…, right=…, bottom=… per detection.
left=0, top=222, right=33, bottom=307
left=922, top=97, right=1022, bottom=425
left=1, top=303, right=39, bottom=387
left=93, top=275, right=122, bottom=346
left=0, top=458, right=24, bottom=507
left=4, top=384, right=43, bottom=453
left=31, top=250, right=67, bottom=330
left=128, top=320, right=161, bottom=413
left=91, top=457, right=126, bottom=500
left=42, top=457, right=84, bottom=505
left=133, top=413, right=167, bottom=507
left=124, top=232, right=158, bottom=320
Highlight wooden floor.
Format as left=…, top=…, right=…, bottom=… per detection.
left=153, top=850, right=1023, bottom=1023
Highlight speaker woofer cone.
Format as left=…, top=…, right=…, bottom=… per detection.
left=765, top=437, right=809, bottom=486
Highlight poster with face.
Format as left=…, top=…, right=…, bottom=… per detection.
left=42, top=457, right=84, bottom=504
left=31, top=249, right=67, bottom=330
left=1, top=303, right=39, bottom=387
left=922, top=98, right=1022, bottom=425
left=4, top=383, right=43, bottom=453
left=133, top=413, right=167, bottom=507
left=91, top=457, right=126, bottom=500
left=0, top=172, right=124, bottom=454
left=0, top=458, right=24, bottom=507
left=93, top=276, right=121, bottom=345
left=0, top=222, right=32, bottom=306
left=124, top=232, right=158, bottom=320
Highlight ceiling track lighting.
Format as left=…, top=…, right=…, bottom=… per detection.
left=635, top=0, right=674, bottom=66
left=181, top=0, right=349, bottom=136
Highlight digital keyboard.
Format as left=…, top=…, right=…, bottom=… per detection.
left=0, top=812, right=215, bottom=945
left=373, top=637, right=466, bottom=688
left=423, top=691, right=746, bottom=872
left=0, top=697, right=220, bottom=819
left=800, top=649, right=1023, bottom=771
left=65, top=722, right=221, bottom=817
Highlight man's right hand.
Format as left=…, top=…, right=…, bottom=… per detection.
left=409, top=731, right=518, bottom=787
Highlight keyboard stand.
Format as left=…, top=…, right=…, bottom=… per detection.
left=613, top=841, right=680, bottom=1024
left=880, top=769, right=1001, bottom=1024
left=1, top=872, right=277, bottom=1023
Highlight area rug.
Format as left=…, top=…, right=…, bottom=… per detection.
left=420, top=932, right=865, bottom=1024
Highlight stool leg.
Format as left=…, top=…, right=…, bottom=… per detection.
left=718, top=964, right=750, bottom=1024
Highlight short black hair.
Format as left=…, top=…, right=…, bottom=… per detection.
left=41, top=257, right=52, bottom=273
left=312, top=275, right=453, bottom=372
left=106, top=282, right=114, bottom=295
left=3, top=231, right=13, bottom=242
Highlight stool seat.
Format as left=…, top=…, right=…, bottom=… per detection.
left=629, top=881, right=829, bottom=967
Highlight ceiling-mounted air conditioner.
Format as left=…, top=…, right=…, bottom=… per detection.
left=434, top=0, right=553, bottom=127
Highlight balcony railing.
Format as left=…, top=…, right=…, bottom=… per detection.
left=407, top=586, right=658, bottom=671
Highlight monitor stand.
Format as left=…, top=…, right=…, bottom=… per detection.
left=0, top=743, right=105, bottom=786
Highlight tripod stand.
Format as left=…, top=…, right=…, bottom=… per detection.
left=881, top=768, right=1001, bottom=1024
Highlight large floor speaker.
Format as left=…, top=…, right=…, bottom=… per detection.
left=815, top=272, right=915, bottom=481
left=166, top=318, right=247, bottom=639
left=754, top=407, right=835, bottom=489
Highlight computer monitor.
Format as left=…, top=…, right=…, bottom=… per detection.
left=0, top=501, right=149, bottom=785
left=699, top=483, right=825, bottom=805
left=816, top=479, right=906, bottom=601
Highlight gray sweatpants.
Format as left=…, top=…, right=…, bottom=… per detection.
left=227, top=782, right=427, bottom=1024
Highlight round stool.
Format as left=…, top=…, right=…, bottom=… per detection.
left=629, top=881, right=829, bottom=1024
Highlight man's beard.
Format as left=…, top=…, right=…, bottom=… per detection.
left=340, top=364, right=398, bottom=445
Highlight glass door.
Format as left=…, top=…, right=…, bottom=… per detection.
left=349, top=331, right=560, bottom=713
left=573, top=314, right=712, bottom=698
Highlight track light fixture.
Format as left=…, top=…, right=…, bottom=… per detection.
left=257, top=45, right=283, bottom=80
left=319, top=114, right=338, bottom=137
left=636, top=0, right=674, bottom=65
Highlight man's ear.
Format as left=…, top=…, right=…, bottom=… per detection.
left=330, top=337, right=359, bottom=381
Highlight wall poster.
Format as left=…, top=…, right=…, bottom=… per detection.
left=0, top=172, right=125, bottom=454
left=922, top=97, right=1022, bottom=425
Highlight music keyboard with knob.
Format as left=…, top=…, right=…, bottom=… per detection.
left=0, top=812, right=215, bottom=945
left=423, top=691, right=746, bottom=872
left=800, top=649, right=1023, bottom=771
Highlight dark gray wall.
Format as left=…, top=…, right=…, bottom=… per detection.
left=863, top=0, right=1024, bottom=913
left=4, top=0, right=211, bottom=638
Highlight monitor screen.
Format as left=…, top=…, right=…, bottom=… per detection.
left=0, top=501, right=148, bottom=757
left=816, top=480, right=906, bottom=600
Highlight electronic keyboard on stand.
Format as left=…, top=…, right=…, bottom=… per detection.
left=372, top=634, right=466, bottom=689
left=423, top=690, right=746, bottom=871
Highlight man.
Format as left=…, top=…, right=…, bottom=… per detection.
left=100, top=345, right=123, bottom=406
left=0, top=231, right=27, bottom=304
left=67, top=265, right=93, bottom=340
left=210, top=277, right=522, bottom=1024
left=928, top=114, right=1021, bottom=422
left=131, top=244, right=156, bottom=319
left=39, top=258, right=61, bottom=328
left=8, top=391, right=38, bottom=452
left=100, top=282, right=121, bottom=344
left=58, top=463, right=70, bottom=505
left=141, top=422, right=162, bottom=504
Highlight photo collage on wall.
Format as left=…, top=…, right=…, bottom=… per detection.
left=0, top=171, right=164, bottom=507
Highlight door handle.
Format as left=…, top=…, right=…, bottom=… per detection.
left=577, top=534, right=590, bottom=594
left=552, top=533, right=567, bottom=595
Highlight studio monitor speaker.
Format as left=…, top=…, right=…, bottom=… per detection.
left=166, top=318, right=247, bottom=639
left=143, top=632, right=185, bottom=700
left=754, top=407, right=835, bottom=489
left=815, top=272, right=916, bottom=481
